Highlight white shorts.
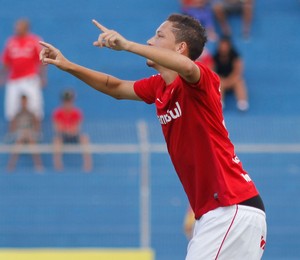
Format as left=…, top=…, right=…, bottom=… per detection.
left=186, top=205, right=267, bottom=260
left=5, top=75, right=44, bottom=121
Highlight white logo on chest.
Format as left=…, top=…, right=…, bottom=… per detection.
left=157, top=101, right=182, bottom=125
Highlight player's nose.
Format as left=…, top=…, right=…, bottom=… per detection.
left=147, top=36, right=154, bottom=46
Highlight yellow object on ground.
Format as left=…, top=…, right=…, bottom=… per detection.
left=0, top=248, right=154, bottom=260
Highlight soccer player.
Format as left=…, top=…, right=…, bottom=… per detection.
left=0, top=18, right=46, bottom=123
left=39, top=14, right=267, bottom=259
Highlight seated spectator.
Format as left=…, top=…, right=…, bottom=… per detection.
left=52, top=90, right=92, bottom=172
left=181, top=0, right=218, bottom=42
left=212, top=0, right=254, bottom=38
left=213, top=36, right=249, bottom=111
left=6, top=95, right=43, bottom=172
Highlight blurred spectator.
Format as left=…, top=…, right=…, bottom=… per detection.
left=6, top=95, right=43, bottom=172
left=0, top=18, right=46, bottom=123
left=181, top=0, right=218, bottom=42
left=52, top=90, right=92, bottom=172
left=212, top=0, right=254, bottom=38
left=183, top=205, right=195, bottom=240
left=213, top=36, right=249, bottom=111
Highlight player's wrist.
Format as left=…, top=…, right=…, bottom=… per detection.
left=124, top=40, right=134, bottom=52
left=64, top=60, right=77, bottom=72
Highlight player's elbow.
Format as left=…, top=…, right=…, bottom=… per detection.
left=112, top=94, right=125, bottom=100
left=109, top=81, right=136, bottom=100
left=181, top=61, right=197, bottom=77
left=109, top=90, right=127, bottom=100
left=179, top=61, right=200, bottom=82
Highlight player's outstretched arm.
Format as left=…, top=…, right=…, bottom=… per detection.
left=127, top=42, right=200, bottom=83
left=39, top=41, right=140, bottom=100
left=92, top=20, right=200, bottom=84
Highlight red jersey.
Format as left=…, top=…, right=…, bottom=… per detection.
left=52, top=107, right=82, bottom=131
left=2, top=33, right=42, bottom=80
left=134, top=62, right=258, bottom=218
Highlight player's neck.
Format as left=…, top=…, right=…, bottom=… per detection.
left=158, top=68, right=178, bottom=85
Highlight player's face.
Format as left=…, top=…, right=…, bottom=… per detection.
left=146, top=21, right=177, bottom=67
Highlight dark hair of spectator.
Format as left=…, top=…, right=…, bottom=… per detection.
left=61, top=90, right=75, bottom=101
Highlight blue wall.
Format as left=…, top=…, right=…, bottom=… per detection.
left=1, top=0, right=300, bottom=259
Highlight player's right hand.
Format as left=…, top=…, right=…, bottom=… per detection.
left=39, top=41, right=70, bottom=70
left=92, top=19, right=130, bottom=51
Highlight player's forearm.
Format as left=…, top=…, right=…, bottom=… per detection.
left=126, top=41, right=195, bottom=76
left=65, top=62, right=123, bottom=98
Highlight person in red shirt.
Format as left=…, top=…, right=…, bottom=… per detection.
left=40, top=14, right=266, bottom=259
left=52, top=90, right=92, bottom=172
left=0, top=18, right=46, bottom=123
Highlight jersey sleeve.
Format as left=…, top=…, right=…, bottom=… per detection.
left=133, top=75, right=161, bottom=104
left=178, top=62, right=220, bottom=92
left=197, top=62, right=220, bottom=92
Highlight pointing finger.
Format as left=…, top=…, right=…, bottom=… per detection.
left=93, top=41, right=101, bottom=47
left=39, top=41, right=57, bottom=51
left=39, top=41, right=51, bottom=48
left=92, top=19, right=109, bottom=32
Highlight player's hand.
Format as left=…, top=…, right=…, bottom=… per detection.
left=39, top=41, right=70, bottom=70
left=92, top=19, right=130, bottom=51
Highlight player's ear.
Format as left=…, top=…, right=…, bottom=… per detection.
left=176, top=42, right=188, bottom=55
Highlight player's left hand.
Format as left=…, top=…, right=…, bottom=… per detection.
left=39, top=41, right=71, bottom=71
left=92, top=19, right=130, bottom=51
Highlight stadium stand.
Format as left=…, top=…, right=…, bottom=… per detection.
left=0, top=0, right=300, bottom=259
